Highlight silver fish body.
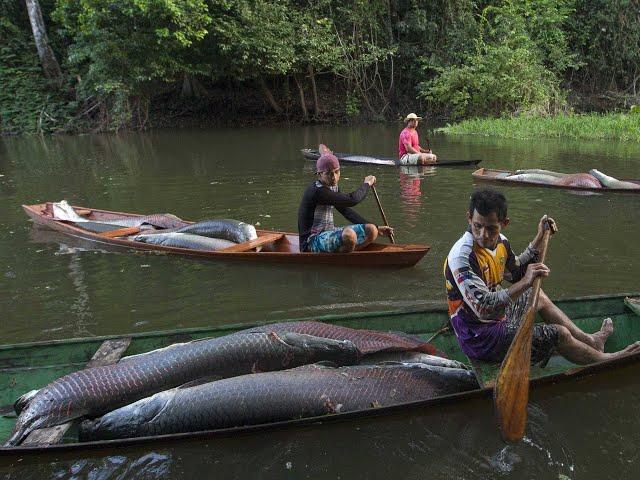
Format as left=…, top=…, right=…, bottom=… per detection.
left=132, top=232, right=236, bottom=250
left=176, top=220, right=257, bottom=244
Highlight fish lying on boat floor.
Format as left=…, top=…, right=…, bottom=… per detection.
left=79, top=363, right=479, bottom=440
left=5, top=332, right=359, bottom=446
left=52, top=200, right=188, bottom=229
left=132, top=232, right=236, bottom=250
left=241, top=321, right=441, bottom=355
left=176, top=220, right=258, bottom=243
left=360, top=351, right=468, bottom=369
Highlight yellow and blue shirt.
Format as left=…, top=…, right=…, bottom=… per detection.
left=443, top=230, right=538, bottom=359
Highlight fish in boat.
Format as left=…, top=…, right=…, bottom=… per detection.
left=509, top=170, right=602, bottom=188
left=52, top=200, right=187, bottom=229
left=589, top=169, right=640, bottom=190
left=176, top=220, right=258, bottom=243
left=23, top=203, right=430, bottom=267
left=133, top=232, right=236, bottom=250
left=359, top=351, right=469, bottom=369
left=5, top=332, right=359, bottom=446
left=239, top=321, right=440, bottom=355
left=78, top=363, right=479, bottom=440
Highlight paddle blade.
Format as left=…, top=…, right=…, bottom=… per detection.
left=493, top=318, right=535, bottom=442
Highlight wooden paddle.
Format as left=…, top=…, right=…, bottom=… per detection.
left=494, top=218, right=556, bottom=442
left=371, top=185, right=396, bottom=244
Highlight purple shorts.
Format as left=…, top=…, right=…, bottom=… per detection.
left=452, top=290, right=559, bottom=365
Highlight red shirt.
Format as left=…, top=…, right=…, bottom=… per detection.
left=398, top=127, right=420, bottom=158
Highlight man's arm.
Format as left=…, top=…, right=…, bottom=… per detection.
left=335, top=205, right=369, bottom=225
left=315, top=183, right=370, bottom=208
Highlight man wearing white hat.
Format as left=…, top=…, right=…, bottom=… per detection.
left=398, top=113, right=437, bottom=165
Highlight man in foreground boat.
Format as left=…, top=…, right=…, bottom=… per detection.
left=444, top=188, right=640, bottom=365
left=298, top=147, right=393, bottom=253
left=398, top=113, right=437, bottom=166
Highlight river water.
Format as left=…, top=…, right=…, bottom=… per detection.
left=0, top=125, right=639, bottom=478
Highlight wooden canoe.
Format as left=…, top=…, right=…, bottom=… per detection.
left=472, top=168, right=640, bottom=193
left=22, top=203, right=429, bottom=267
left=301, top=149, right=482, bottom=167
left=1, top=293, right=638, bottom=456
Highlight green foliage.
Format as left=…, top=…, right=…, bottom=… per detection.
left=53, top=0, right=211, bottom=129
left=345, top=91, right=361, bottom=117
left=208, top=0, right=296, bottom=79
left=0, top=15, right=77, bottom=134
left=438, top=113, right=640, bottom=142
left=419, top=0, right=574, bottom=119
left=2, top=0, right=640, bottom=134
left=568, top=0, right=640, bottom=92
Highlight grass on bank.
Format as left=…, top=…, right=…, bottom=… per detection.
left=437, top=112, right=640, bottom=142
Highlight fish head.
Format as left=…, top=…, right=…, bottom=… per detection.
left=278, top=332, right=361, bottom=365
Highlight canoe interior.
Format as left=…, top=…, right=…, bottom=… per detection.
left=23, top=203, right=429, bottom=267
left=301, top=149, right=482, bottom=167
left=0, top=293, right=638, bottom=451
left=473, top=168, right=640, bottom=193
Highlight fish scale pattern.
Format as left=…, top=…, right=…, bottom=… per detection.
left=6, top=332, right=359, bottom=446
left=80, top=364, right=480, bottom=440
left=242, top=321, right=440, bottom=355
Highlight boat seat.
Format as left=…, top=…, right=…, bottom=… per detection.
left=220, top=233, right=284, bottom=253
left=22, top=337, right=132, bottom=446
left=98, top=226, right=141, bottom=238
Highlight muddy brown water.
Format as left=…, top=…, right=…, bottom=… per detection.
left=1, top=125, right=639, bottom=478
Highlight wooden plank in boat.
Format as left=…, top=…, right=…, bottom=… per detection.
left=99, top=226, right=141, bottom=238
left=21, top=337, right=131, bottom=446
left=220, top=233, right=285, bottom=253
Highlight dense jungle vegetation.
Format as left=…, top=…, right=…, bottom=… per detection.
left=1, top=0, right=639, bottom=135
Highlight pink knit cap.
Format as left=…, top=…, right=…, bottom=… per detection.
left=316, top=152, right=340, bottom=173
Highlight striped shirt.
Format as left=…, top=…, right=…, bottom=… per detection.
left=298, top=180, right=371, bottom=252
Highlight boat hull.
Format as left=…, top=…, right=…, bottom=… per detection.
left=0, top=293, right=638, bottom=455
left=301, top=149, right=482, bottom=167
left=23, top=204, right=429, bottom=267
left=472, top=168, right=640, bottom=193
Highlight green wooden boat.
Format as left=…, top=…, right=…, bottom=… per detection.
left=1, top=293, right=639, bottom=456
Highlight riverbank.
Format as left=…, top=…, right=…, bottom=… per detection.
left=437, top=112, right=640, bottom=142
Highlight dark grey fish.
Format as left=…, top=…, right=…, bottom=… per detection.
left=79, top=363, right=479, bottom=440
left=176, top=220, right=257, bottom=244
left=6, top=333, right=359, bottom=446
left=133, top=232, right=236, bottom=250
left=240, top=321, right=441, bottom=355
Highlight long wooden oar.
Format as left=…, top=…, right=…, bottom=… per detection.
left=494, top=219, right=556, bottom=442
left=371, top=185, right=396, bottom=244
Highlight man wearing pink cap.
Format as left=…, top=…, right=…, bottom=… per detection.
left=398, top=113, right=437, bottom=165
left=298, top=145, right=394, bottom=253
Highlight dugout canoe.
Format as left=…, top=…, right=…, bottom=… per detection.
left=301, top=149, right=482, bottom=167
left=22, top=203, right=428, bottom=267
left=472, top=168, right=640, bottom=193
left=1, top=293, right=639, bottom=455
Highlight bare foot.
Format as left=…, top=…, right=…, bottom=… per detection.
left=591, top=317, right=614, bottom=352
left=605, top=341, right=640, bottom=360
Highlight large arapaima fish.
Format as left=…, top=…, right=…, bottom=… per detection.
left=5, top=332, right=359, bottom=446
left=239, top=321, right=441, bottom=355
left=79, top=363, right=479, bottom=440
